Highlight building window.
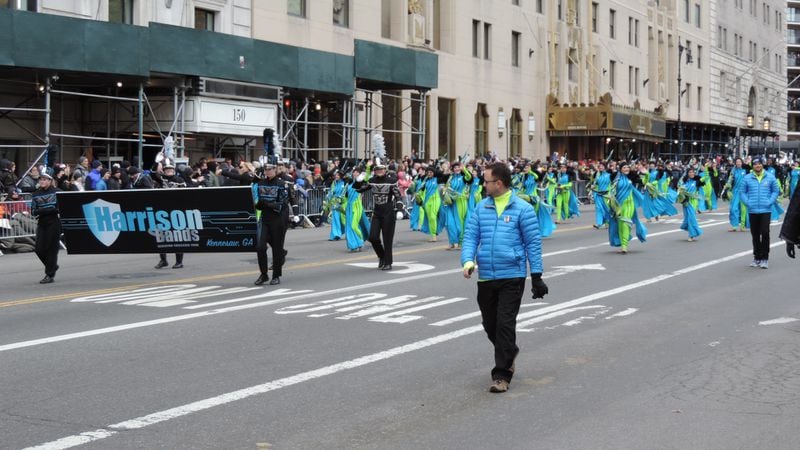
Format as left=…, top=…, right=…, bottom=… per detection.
left=109, top=0, right=133, bottom=24
left=568, top=48, right=577, bottom=81
left=722, top=28, right=727, bottom=51
left=557, top=0, right=562, bottom=20
left=635, top=67, right=640, bottom=96
left=634, top=19, right=639, bottom=47
left=510, top=109, right=522, bottom=157
left=438, top=98, right=456, bottom=160
left=684, top=0, right=690, bottom=22
left=685, top=82, right=691, bottom=108
left=484, top=23, right=492, bottom=60
left=195, top=8, right=215, bottom=31
left=288, top=0, right=306, bottom=17
left=609, top=60, right=616, bottom=89
left=512, top=31, right=521, bottom=67
left=475, top=103, right=489, bottom=155
left=609, top=9, right=616, bottom=39
left=628, top=17, right=633, bottom=45
left=697, top=45, right=702, bottom=68
left=720, top=71, right=727, bottom=97
left=591, top=2, right=598, bottom=32
left=536, top=0, right=543, bottom=14
left=608, top=9, right=617, bottom=39
left=628, top=65, right=633, bottom=94
left=472, top=20, right=480, bottom=58
left=697, top=86, right=702, bottom=111
left=512, top=0, right=519, bottom=5
left=333, top=0, right=348, bottom=27
left=694, top=3, right=701, bottom=28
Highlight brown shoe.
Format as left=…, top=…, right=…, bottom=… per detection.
left=489, top=379, right=509, bottom=393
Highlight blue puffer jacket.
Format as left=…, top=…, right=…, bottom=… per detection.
left=742, top=171, right=780, bottom=214
left=461, top=194, right=543, bottom=279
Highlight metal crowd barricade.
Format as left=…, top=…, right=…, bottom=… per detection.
left=0, top=199, right=36, bottom=256
left=572, top=179, right=590, bottom=204
left=301, top=188, right=327, bottom=218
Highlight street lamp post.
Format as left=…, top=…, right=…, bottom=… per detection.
left=677, top=39, right=692, bottom=162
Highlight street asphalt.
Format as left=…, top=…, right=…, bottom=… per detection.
left=1, top=201, right=799, bottom=449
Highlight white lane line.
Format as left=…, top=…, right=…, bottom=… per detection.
left=368, top=297, right=469, bottom=324
left=758, top=317, right=799, bottom=326
left=429, top=302, right=549, bottom=327
left=606, top=308, right=638, bottom=319
left=0, top=221, right=756, bottom=354
left=24, top=243, right=771, bottom=450
left=517, top=306, right=608, bottom=331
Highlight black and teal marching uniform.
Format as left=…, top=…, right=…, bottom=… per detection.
left=30, top=186, right=61, bottom=278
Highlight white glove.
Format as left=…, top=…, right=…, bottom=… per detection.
left=396, top=211, right=404, bottom=220
left=356, top=173, right=365, bottom=182
left=292, top=215, right=301, bottom=224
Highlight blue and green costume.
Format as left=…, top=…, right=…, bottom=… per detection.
left=678, top=176, right=704, bottom=239
left=608, top=173, right=648, bottom=251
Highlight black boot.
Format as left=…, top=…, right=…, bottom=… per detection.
left=254, top=274, right=269, bottom=286
left=381, top=264, right=392, bottom=271
left=154, top=260, right=168, bottom=269
left=378, top=259, right=385, bottom=269
left=39, top=275, right=54, bottom=284
left=269, top=277, right=281, bottom=285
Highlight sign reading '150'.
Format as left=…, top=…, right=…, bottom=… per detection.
left=233, top=108, right=246, bottom=122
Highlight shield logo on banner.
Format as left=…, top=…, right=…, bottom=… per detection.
left=82, top=199, right=122, bottom=247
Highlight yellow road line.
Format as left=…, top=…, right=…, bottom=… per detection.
left=1, top=223, right=597, bottom=309
left=0, top=244, right=452, bottom=309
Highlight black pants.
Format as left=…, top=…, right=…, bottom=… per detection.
left=369, top=212, right=396, bottom=265
left=749, top=212, right=771, bottom=260
left=35, top=221, right=61, bottom=277
left=477, top=277, right=525, bottom=382
left=257, top=213, right=288, bottom=277
left=159, top=253, right=183, bottom=264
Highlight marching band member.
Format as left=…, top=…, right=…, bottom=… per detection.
left=355, top=161, right=404, bottom=270
left=608, top=162, right=647, bottom=253
left=678, top=167, right=704, bottom=242
left=252, top=163, right=299, bottom=285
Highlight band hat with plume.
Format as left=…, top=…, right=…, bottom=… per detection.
left=372, top=133, right=386, bottom=168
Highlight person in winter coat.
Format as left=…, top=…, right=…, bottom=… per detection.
left=460, top=161, right=548, bottom=394
left=18, top=165, right=41, bottom=193
left=741, top=157, right=781, bottom=269
left=780, top=175, right=800, bottom=259
left=0, top=159, right=20, bottom=197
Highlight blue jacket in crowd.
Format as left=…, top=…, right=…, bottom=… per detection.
left=461, top=194, right=543, bottom=280
left=742, top=171, right=780, bottom=214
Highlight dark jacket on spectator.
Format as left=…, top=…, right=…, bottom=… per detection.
left=0, top=159, right=18, bottom=195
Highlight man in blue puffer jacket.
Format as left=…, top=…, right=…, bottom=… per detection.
left=742, top=156, right=781, bottom=269
left=461, top=162, right=548, bottom=393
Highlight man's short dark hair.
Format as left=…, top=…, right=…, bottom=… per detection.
left=486, top=162, right=511, bottom=188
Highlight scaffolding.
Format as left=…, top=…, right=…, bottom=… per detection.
left=2, top=76, right=430, bottom=172
left=0, top=76, right=195, bottom=177
left=279, top=88, right=428, bottom=164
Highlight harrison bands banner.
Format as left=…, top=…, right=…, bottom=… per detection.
left=57, top=187, right=257, bottom=254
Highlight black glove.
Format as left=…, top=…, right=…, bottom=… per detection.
left=530, top=273, right=548, bottom=299
left=787, top=242, right=796, bottom=259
